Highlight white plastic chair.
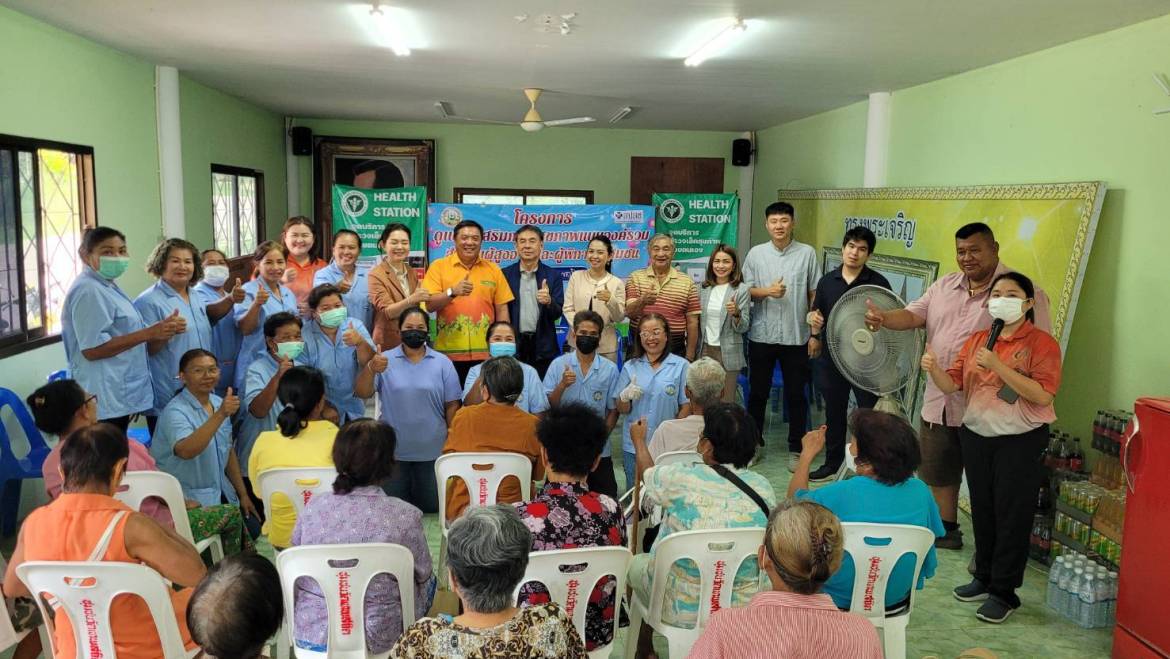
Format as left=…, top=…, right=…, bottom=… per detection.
left=16, top=561, right=198, bottom=659
left=257, top=467, right=339, bottom=521
left=275, top=543, right=417, bottom=659
left=624, top=527, right=765, bottom=659
left=434, top=453, right=533, bottom=586
left=840, top=522, right=937, bottom=659
left=114, top=471, right=224, bottom=563
left=653, top=450, right=701, bottom=469
left=834, top=446, right=857, bottom=482
left=514, top=546, right=632, bottom=659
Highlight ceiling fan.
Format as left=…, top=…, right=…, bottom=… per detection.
left=435, top=88, right=595, bottom=132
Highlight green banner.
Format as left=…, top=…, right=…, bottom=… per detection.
left=332, top=184, right=427, bottom=264
left=652, top=192, right=738, bottom=277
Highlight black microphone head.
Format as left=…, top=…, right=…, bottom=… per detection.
left=991, top=318, right=1005, bottom=332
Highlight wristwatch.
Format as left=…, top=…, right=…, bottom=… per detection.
left=446, top=287, right=455, bottom=298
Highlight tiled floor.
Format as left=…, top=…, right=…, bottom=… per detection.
left=2, top=406, right=1114, bottom=658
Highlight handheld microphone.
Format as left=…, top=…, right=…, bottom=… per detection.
left=985, top=318, right=1005, bottom=350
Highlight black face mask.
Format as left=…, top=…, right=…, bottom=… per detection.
left=401, top=329, right=428, bottom=349
left=576, top=335, right=600, bottom=355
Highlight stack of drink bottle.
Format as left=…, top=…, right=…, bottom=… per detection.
left=1046, top=551, right=1118, bottom=629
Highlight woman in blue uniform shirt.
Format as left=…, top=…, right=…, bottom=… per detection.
left=312, top=229, right=373, bottom=332
left=151, top=348, right=259, bottom=553
left=193, top=248, right=246, bottom=396
left=301, top=283, right=375, bottom=423
left=234, top=240, right=299, bottom=392
left=61, top=227, right=183, bottom=431
left=461, top=321, right=550, bottom=416
left=134, top=238, right=215, bottom=433
left=615, top=312, right=691, bottom=492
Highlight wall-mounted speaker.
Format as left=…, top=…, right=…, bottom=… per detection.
left=731, top=138, right=752, bottom=166
left=290, top=126, right=313, bottom=156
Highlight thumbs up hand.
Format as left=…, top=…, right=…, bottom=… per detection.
left=536, top=279, right=552, bottom=305
left=253, top=283, right=270, bottom=307
left=769, top=277, right=787, bottom=299
left=341, top=324, right=363, bottom=347
left=230, top=278, right=246, bottom=304
left=453, top=273, right=474, bottom=297
left=369, top=345, right=389, bottom=374
left=282, top=268, right=297, bottom=285
left=218, top=387, right=240, bottom=418
left=150, top=309, right=182, bottom=341
left=920, top=349, right=937, bottom=373
left=619, top=373, right=643, bottom=403
left=864, top=298, right=885, bottom=331
left=338, top=274, right=353, bottom=294
left=725, top=297, right=740, bottom=318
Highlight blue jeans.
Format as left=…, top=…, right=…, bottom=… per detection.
left=383, top=460, right=438, bottom=514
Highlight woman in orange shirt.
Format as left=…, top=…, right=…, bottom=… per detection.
left=281, top=216, right=328, bottom=314
left=4, top=423, right=206, bottom=658
left=922, top=271, right=1061, bottom=624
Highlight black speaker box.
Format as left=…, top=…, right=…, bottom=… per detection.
left=290, top=126, right=313, bottom=156
left=731, top=138, right=752, bottom=166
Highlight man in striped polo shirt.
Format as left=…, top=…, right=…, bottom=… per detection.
left=625, top=234, right=700, bottom=359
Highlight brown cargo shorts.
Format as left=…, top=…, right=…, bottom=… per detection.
left=918, top=416, right=964, bottom=487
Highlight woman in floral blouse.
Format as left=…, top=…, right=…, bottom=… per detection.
left=390, top=505, right=585, bottom=659
left=514, top=403, right=627, bottom=651
left=291, top=419, right=435, bottom=654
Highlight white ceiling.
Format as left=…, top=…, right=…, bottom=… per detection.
left=6, top=0, right=1170, bottom=131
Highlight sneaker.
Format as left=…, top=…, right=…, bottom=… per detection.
left=975, top=596, right=1017, bottom=623
left=787, top=453, right=800, bottom=473
left=935, top=527, right=964, bottom=550
left=808, top=464, right=839, bottom=482
left=953, top=579, right=990, bottom=603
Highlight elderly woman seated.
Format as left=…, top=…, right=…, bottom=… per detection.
left=3, top=423, right=207, bottom=659
left=688, top=500, right=884, bottom=658
left=187, top=553, right=284, bottom=659
left=441, top=357, right=544, bottom=521
left=787, top=409, right=945, bottom=610
left=389, top=505, right=585, bottom=659
left=628, top=402, right=776, bottom=659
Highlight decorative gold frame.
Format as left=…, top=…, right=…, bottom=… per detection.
left=781, top=181, right=1106, bottom=350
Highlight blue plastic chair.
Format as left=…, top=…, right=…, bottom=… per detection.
left=0, top=387, right=52, bottom=536
left=127, top=427, right=152, bottom=449
left=46, top=369, right=68, bottom=382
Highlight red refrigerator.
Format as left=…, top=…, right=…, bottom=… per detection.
left=1114, top=397, right=1170, bottom=658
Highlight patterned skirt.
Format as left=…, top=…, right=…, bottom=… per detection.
left=188, top=504, right=254, bottom=556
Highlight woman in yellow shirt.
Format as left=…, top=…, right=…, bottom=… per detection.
left=247, top=365, right=337, bottom=548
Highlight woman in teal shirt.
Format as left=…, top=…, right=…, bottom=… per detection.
left=152, top=349, right=259, bottom=555
left=788, top=408, right=945, bottom=610
left=61, top=227, right=182, bottom=430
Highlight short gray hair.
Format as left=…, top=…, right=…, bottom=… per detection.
left=686, top=357, right=726, bottom=408
left=648, top=233, right=675, bottom=250
left=447, top=505, right=532, bottom=613
left=481, top=357, right=523, bottom=405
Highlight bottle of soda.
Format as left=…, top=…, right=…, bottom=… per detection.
left=1030, top=514, right=1044, bottom=559
left=1040, top=521, right=1052, bottom=559
left=1069, top=438, right=1085, bottom=473
left=1054, top=435, right=1070, bottom=470
left=1043, top=430, right=1059, bottom=468
left=1092, top=410, right=1106, bottom=452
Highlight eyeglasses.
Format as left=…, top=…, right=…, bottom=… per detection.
left=85, top=394, right=98, bottom=406
left=187, top=366, right=221, bottom=377
left=640, top=329, right=665, bottom=339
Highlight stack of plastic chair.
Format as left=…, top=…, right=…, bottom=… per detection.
left=0, top=387, right=51, bottom=536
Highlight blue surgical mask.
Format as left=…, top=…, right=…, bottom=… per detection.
left=318, top=307, right=348, bottom=329
left=97, top=256, right=130, bottom=280
left=489, top=342, right=517, bottom=358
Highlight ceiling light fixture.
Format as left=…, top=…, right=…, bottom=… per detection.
left=368, top=2, right=411, bottom=56
left=435, top=101, right=453, bottom=119
left=609, top=106, right=634, bottom=124
left=684, top=19, right=746, bottom=67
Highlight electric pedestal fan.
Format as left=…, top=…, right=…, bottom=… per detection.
left=825, top=284, right=925, bottom=419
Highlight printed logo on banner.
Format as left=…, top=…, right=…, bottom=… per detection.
left=340, top=190, right=368, bottom=219
left=659, top=199, right=684, bottom=224
left=440, top=206, right=463, bottom=227
left=613, top=209, right=647, bottom=224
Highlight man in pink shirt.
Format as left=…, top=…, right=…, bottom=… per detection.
left=864, top=223, right=1049, bottom=550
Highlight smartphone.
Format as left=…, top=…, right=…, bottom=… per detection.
left=997, top=383, right=1020, bottom=404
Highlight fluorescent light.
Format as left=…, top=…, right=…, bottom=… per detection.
left=684, top=19, right=746, bottom=67
left=353, top=3, right=413, bottom=56
left=609, top=106, right=634, bottom=124
left=435, top=101, right=453, bottom=118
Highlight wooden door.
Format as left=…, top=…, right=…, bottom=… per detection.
left=629, top=157, right=725, bottom=204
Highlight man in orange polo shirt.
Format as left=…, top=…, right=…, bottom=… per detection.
left=422, top=220, right=515, bottom=382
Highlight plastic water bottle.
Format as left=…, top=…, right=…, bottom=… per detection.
left=1077, top=572, right=1097, bottom=628
left=1065, top=567, right=1084, bottom=620
left=1106, top=571, right=1119, bottom=627
left=1047, top=557, right=1064, bottom=610
left=1094, top=567, right=1111, bottom=628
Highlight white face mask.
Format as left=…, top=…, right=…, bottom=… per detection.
left=988, top=297, right=1026, bottom=323
left=203, top=265, right=230, bottom=288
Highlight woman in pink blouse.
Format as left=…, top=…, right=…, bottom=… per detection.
left=688, top=500, right=883, bottom=659
left=27, top=379, right=173, bottom=527
left=291, top=419, right=435, bottom=654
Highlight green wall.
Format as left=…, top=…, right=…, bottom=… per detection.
left=180, top=77, right=288, bottom=248
left=754, top=12, right=1170, bottom=434
left=293, top=118, right=742, bottom=217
